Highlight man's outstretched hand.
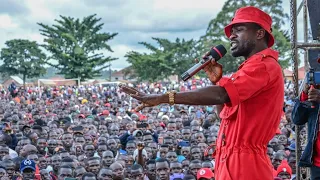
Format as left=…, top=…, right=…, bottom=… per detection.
left=119, top=85, right=164, bottom=111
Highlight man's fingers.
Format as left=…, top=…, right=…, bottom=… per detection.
left=130, top=94, right=143, bottom=101
left=120, top=85, right=139, bottom=95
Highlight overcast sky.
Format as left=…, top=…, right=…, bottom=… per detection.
left=0, top=0, right=306, bottom=70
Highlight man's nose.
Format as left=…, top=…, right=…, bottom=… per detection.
left=229, top=33, right=237, bottom=41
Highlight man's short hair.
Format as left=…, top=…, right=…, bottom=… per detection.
left=131, top=164, right=143, bottom=170
left=82, top=172, right=96, bottom=180
left=155, top=158, right=170, bottom=165
left=146, top=159, right=156, bottom=165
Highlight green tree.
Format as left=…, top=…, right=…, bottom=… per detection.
left=38, top=14, right=118, bottom=81
left=0, top=39, right=47, bottom=87
left=126, top=38, right=197, bottom=82
left=199, top=0, right=290, bottom=73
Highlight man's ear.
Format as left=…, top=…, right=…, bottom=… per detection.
left=256, top=29, right=266, bottom=40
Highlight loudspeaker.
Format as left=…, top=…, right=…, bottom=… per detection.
left=307, top=0, right=320, bottom=40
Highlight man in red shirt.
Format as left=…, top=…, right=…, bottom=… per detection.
left=120, top=6, right=283, bottom=179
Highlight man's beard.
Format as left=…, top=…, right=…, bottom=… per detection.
left=231, top=39, right=255, bottom=58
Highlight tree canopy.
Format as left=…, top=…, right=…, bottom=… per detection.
left=38, top=14, right=118, bottom=81
left=0, top=39, right=47, bottom=86
left=126, top=38, right=197, bottom=82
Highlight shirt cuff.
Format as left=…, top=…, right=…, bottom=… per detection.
left=300, top=92, right=308, bottom=102
left=218, top=77, right=240, bottom=107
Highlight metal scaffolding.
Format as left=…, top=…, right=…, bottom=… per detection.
left=290, top=0, right=320, bottom=179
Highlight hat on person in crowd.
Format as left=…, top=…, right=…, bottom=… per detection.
left=133, top=130, right=143, bottom=137
left=32, top=125, right=42, bottom=131
left=20, top=159, right=36, bottom=173
left=161, top=115, right=169, bottom=120
left=276, top=160, right=292, bottom=178
left=22, top=125, right=31, bottom=131
left=79, top=114, right=86, bottom=119
left=72, top=126, right=84, bottom=135
left=197, top=168, right=214, bottom=179
left=224, top=6, right=275, bottom=47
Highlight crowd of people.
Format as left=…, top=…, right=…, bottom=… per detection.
left=0, top=79, right=306, bottom=180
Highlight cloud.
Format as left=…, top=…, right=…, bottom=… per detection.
left=0, top=0, right=29, bottom=15
left=0, top=0, right=295, bottom=71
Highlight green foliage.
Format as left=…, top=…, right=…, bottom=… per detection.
left=126, top=38, right=197, bottom=82
left=38, top=14, right=118, bottom=81
left=199, top=0, right=290, bottom=73
left=0, top=39, right=47, bottom=86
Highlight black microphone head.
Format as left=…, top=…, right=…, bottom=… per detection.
left=210, top=44, right=227, bottom=61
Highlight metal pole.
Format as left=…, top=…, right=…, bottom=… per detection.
left=291, top=0, right=301, bottom=179
left=297, top=43, right=320, bottom=48
left=303, top=0, right=309, bottom=71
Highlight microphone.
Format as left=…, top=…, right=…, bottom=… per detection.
left=181, top=44, right=227, bottom=81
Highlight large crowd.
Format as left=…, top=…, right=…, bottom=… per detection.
left=0, top=78, right=305, bottom=180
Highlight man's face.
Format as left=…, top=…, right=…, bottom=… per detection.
left=51, top=155, right=62, bottom=170
left=272, top=153, right=284, bottom=169
left=170, top=162, right=182, bottom=174
left=143, top=135, right=153, bottom=144
left=75, top=137, right=86, bottom=146
left=148, top=143, right=158, bottom=158
left=181, top=147, right=190, bottom=157
left=87, top=159, right=101, bottom=174
left=58, top=168, right=73, bottom=180
left=48, top=140, right=58, bottom=153
left=84, top=145, right=95, bottom=157
left=0, top=147, right=9, bottom=158
left=163, top=139, right=174, bottom=150
left=98, top=169, right=113, bottom=180
left=40, top=170, right=51, bottom=180
left=97, top=145, right=108, bottom=157
left=166, top=152, right=177, bottom=163
left=126, top=143, right=136, bottom=155
left=102, top=151, right=114, bottom=167
left=75, top=167, right=86, bottom=180
left=156, top=161, right=170, bottom=180
left=267, top=147, right=274, bottom=162
left=182, top=129, right=191, bottom=140
left=191, top=148, right=202, bottom=160
left=189, top=163, right=201, bottom=176
left=146, top=164, right=156, bottom=180
left=22, top=168, right=35, bottom=180
left=3, top=162, right=15, bottom=178
left=229, top=23, right=257, bottom=57
left=110, top=163, right=124, bottom=179
left=159, top=147, right=169, bottom=158
left=39, top=157, right=47, bottom=169
left=107, top=139, right=117, bottom=152
left=288, top=156, right=296, bottom=174
left=37, top=139, right=47, bottom=151
left=207, top=136, right=216, bottom=146
left=62, top=134, right=73, bottom=147
left=131, top=167, right=144, bottom=180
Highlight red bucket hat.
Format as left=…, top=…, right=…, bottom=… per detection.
left=224, top=6, right=274, bottom=47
